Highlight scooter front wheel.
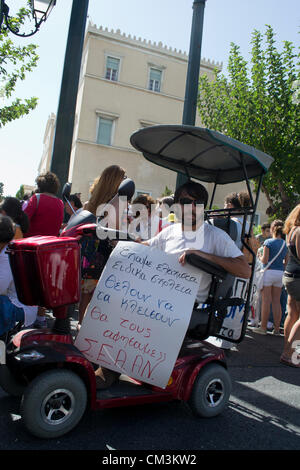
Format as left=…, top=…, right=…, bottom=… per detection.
left=21, top=369, right=87, bottom=439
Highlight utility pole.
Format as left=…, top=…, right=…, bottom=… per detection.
left=176, top=0, right=206, bottom=188
left=50, top=0, right=89, bottom=196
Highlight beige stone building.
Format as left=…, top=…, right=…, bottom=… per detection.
left=40, top=22, right=269, bottom=224
left=38, top=112, right=56, bottom=175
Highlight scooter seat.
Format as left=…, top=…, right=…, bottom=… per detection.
left=66, top=210, right=96, bottom=230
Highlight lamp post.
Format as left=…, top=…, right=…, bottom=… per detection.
left=176, top=0, right=206, bottom=188
left=0, top=0, right=56, bottom=37
left=50, top=0, right=89, bottom=196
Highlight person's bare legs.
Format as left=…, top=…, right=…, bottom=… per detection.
left=260, top=286, right=272, bottom=330
left=78, top=292, right=93, bottom=326
left=282, top=296, right=300, bottom=361
left=271, top=286, right=283, bottom=332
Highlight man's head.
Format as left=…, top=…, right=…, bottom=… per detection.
left=224, top=192, right=241, bottom=210
left=224, top=191, right=251, bottom=210
left=65, top=194, right=82, bottom=216
left=174, top=181, right=208, bottom=229
left=261, top=223, right=271, bottom=239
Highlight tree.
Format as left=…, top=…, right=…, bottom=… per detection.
left=0, top=3, right=39, bottom=127
left=197, top=25, right=299, bottom=220
left=0, top=182, right=4, bottom=201
left=15, top=184, right=25, bottom=200
left=160, top=186, right=173, bottom=197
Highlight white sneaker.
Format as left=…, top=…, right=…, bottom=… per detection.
left=252, top=326, right=267, bottom=335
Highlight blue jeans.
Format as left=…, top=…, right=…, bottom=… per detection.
left=0, top=295, right=24, bottom=335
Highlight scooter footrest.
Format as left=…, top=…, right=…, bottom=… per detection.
left=96, top=379, right=152, bottom=400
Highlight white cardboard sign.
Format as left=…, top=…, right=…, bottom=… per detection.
left=217, top=277, right=249, bottom=340
left=75, top=242, right=200, bottom=389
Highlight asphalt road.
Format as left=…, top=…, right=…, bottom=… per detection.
left=0, top=320, right=299, bottom=453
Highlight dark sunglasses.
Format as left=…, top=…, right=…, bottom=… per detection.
left=178, top=198, right=203, bottom=206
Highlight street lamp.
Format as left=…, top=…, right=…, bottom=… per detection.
left=0, top=0, right=56, bottom=37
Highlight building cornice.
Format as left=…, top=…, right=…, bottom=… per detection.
left=85, top=72, right=185, bottom=102
left=76, top=138, right=138, bottom=153
left=87, top=22, right=222, bottom=71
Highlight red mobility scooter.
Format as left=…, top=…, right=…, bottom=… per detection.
left=0, top=125, right=273, bottom=439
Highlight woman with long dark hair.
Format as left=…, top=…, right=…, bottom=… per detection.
left=0, top=197, right=29, bottom=238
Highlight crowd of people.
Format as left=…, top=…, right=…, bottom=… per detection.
left=0, top=166, right=299, bottom=372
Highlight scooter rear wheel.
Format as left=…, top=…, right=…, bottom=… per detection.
left=189, top=363, right=231, bottom=418
left=21, top=369, right=87, bottom=439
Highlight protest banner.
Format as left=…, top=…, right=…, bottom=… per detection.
left=75, top=241, right=200, bottom=389
left=217, top=277, right=249, bottom=340
left=206, top=277, right=250, bottom=348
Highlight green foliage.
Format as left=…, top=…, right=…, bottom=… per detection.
left=15, top=184, right=25, bottom=200
left=252, top=225, right=261, bottom=237
left=160, top=186, right=173, bottom=197
left=0, top=182, right=4, bottom=201
left=198, top=25, right=300, bottom=220
left=0, top=4, right=39, bottom=127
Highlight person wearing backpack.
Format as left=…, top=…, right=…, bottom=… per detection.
left=23, top=172, right=64, bottom=328
left=23, top=171, right=64, bottom=238
left=253, top=220, right=288, bottom=336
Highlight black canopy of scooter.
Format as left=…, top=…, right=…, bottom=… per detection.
left=130, top=125, right=274, bottom=184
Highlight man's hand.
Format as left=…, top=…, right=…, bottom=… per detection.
left=178, top=251, right=188, bottom=266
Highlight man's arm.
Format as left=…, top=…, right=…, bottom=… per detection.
left=179, top=249, right=251, bottom=279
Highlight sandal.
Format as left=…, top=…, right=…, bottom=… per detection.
left=95, top=367, right=121, bottom=389
left=272, top=329, right=281, bottom=336
left=280, top=355, right=300, bottom=368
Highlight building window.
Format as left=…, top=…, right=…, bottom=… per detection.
left=96, top=117, right=114, bottom=145
left=135, top=190, right=152, bottom=198
left=139, top=119, right=158, bottom=129
left=253, top=213, right=261, bottom=227
left=105, top=56, right=120, bottom=81
left=148, top=68, right=162, bottom=92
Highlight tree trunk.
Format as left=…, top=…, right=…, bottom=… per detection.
left=261, top=184, right=276, bottom=216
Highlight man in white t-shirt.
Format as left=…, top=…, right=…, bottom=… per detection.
left=144, top=181, right=251, bottom=304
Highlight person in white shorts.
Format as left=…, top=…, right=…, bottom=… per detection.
left=264, top=269, right=285, bottom=288
left=253, top=220, right=288, bottom=335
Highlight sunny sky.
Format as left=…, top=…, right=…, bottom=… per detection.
left=1, top=0, right=299, bottom=196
